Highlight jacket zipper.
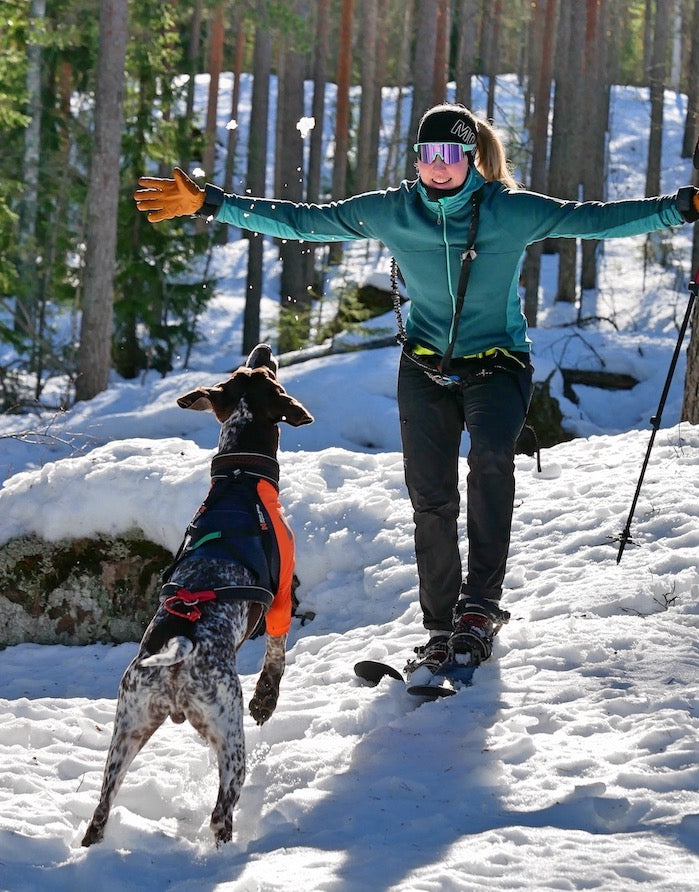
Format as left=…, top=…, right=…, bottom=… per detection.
left=437, top=200, right=457, bottom=347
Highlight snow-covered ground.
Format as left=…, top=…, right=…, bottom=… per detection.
left=0, top=77, right=698, bottom=890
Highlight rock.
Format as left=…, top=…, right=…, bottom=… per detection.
left=0, top=531, right=171, bottom=647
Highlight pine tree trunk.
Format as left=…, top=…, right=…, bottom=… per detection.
left=404, top=0, right=439, bottom=180
left=307, top=0, right=330, bottom=204
left=181, top=1, right=203, bottom=171
left=681, top=0, right=699, bottom=158
left=222, top=18, right=245, bottom=194
left=454, top=0, right=479, bottom=109
left=643, top=0, right=654, bottom=77
left=682, top=166, right=699, bottom=423
left=278, top=1, right=311, bottom=354
left=328, top=0, right=354, bottom=264
left=332, top=0, right=354, bottom=200
left=581, top=0, right=610, bottom=292
left=382, top=0, right=413, bottom=185
left=17, top=0, right=45, bottom=339
left=693, top=164, right=699, bottom=277
left=645, top=0, right=670, bottom=197
left=243, top=27, right=272, bottom=354
left=75, top=0, right=128, bottom=402
left=306, top=0, right=331, bottom=285
left=432, top=0, right=449, bottom=104
left=522, top=0, right=558, bottom=325
left=202, top=4, right=225, bottom=180
left=356, top=0, right=379, bottom=193
left=548, top=1, right=585, bottom=304
left=681, top=289, right=699, bottom=422
left=669, top=0, right=681, bottom=91
left=482, top=0, right=503, bottom=121
left=372, top=0, right=388, bottom=182
left=643, top=0, right=671, bottom=270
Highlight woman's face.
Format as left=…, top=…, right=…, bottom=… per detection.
left=417, top=148, right=469, bottom=191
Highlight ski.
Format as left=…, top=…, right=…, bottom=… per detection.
left=406, top=682, right=457, bottom=700
left=354, top=659, right=476, bottom=700
left=354, top=660, right=403, bottom=685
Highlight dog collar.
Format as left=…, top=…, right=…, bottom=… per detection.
left=210, top=452, right=280, bottom=488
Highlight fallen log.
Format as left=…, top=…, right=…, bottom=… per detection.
left=561, top=368, right=638, bottom=404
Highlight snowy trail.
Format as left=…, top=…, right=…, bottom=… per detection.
left=1, top=427, right=698, bottom=890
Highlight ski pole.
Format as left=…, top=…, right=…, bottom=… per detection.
left=616, top=136, right=699, bottom=563
left=615, top=270, right=698, bottom=563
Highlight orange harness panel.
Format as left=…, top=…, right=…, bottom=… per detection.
left=256, top=479, right=295, bottom=636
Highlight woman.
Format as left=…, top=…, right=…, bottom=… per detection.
left=134, top=103, right=699, bottom=680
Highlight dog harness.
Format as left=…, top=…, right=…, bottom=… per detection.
left=160, top=452, right=295, bottom=638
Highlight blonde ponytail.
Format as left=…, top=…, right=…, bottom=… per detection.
left=474, top=118, right=518, bottom=190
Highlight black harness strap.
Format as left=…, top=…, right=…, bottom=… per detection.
left=160, top=583, right=274, bottom=620
left=439, top=186, right=483, bottom=375
left=144, top=584, right=270, bottom=655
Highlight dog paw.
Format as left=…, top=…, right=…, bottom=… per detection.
left=214, top=827, right=233, bottom=847
left=249, top=679, right=279, bottom=725
left=81, top=822, right=104, bottom=847
left=249, top=694, right=277, bottom=725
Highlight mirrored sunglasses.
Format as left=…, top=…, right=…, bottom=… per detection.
left=414, top=142, right=473, bottom=164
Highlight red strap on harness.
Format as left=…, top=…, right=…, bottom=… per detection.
left=163, top=588, right=217, bottom=621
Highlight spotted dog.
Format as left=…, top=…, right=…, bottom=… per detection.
left=81, top=345, right=313, bottom=847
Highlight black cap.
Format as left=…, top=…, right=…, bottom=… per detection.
left=416, top=105, right=478, bottom=148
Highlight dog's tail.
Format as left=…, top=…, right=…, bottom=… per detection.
left=140, top=636, right=195, bottom=668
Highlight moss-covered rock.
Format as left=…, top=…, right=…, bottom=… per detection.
left=0, top=531, right=172, bottom=647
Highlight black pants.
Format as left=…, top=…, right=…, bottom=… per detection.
left=397, top=349, right=533, bottom=631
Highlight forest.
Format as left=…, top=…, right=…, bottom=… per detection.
left=2, top=0, right=699, bottom=420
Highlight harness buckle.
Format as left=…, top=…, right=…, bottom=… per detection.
left=428, top=370, right=462, bottom=389
left=163, top=588, right=217, bottom=622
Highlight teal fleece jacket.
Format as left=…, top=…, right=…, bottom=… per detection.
left=201, top=168, right=685, bottom=357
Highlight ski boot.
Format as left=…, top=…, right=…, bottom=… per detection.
left=449, top=599, right=510, bottom=666
left=404, top=634, right=450, bottom=686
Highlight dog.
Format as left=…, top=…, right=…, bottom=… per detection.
left=81, top=344, right=313, bottom=847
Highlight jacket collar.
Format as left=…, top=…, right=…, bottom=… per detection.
left=417, top=166, right=486, bottom=214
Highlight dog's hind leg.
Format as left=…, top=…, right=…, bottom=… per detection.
left=249, top=633, right=287, bottom=725
left=184, top=676, right=246, bottom=846
left=210, top=732, right=246, bottom=846
left=82, top=677, right=169, bottom=846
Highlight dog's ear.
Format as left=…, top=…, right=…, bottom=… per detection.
left=177, top=387, right=216, bottom=412
left=271, top=389, right=314, bottom=427
left=177, top=383, right=232, bottom=418
left=179, top=373, right=255, bottom=422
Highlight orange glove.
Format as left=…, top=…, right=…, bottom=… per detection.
left=133, top=167, right=205, bottom=222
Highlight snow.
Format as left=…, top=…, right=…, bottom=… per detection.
left=1, top=78, right=699, bottom=890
